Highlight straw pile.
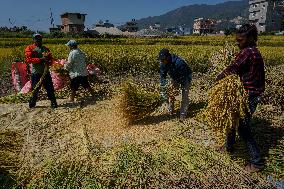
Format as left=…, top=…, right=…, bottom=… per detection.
left=200, top=74, right=248, bottom=144
left=119, top=81, right=161, bottom=123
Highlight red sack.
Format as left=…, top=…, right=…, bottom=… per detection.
left=87, top=64, right=101, bottom=77
left=11, top=62, right=29, bottom=92
left=20, top=73, right=69, bottom=93
left=20, top=80, right=32, bottom=94
left=50, top=59, right=69, bottom=90
left=52, top=59, right=67, bottom=66
left=51, top=72, right=69, bottom=90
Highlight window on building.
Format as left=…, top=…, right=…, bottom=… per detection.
left=77, top=14, right=81, bottom=19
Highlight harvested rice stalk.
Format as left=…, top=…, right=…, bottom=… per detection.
left=50, top=63, right=68, bottom=76
left=208, top=42, right=237, bottom=79
left=0, top=64, right=48, bottom=104
left=199, top=75, right=248, bottom=145
left=0, top=130, right=24, bottom=173
left=167, top=83, right=179, bottom=99
left=0, top=93, right=31, bottom=104
left=119, top=81, right=161, bottom=123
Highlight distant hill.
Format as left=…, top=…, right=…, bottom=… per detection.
left=135, top=0, right=249, bottom=29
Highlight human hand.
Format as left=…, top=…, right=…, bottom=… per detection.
left=42, top=52, right=51, bottom=58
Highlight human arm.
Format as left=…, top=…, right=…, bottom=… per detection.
left=42, top=47, right=53, bottom=65
left=216, top=49, right=249, bottom=81
left=25, top=45, right=42, bottom=64
left=25, top=45, right=52, bottom=64
left=64, top=51, right=74, bottom=71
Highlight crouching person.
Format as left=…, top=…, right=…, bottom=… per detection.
left=158, top=48, right=192, bottom=121
left=64, top=40, right=95, bottom=102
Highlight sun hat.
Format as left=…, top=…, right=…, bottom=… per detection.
left=158, top=48, right=170, bottom=61
left=65, top=39, right=78, bottom=47
left=32, top=33, right=42, bottom=39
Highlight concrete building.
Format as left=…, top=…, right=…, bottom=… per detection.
left=49, top=25, right=61, bottom=33
left=166, top=26, right=191, bottom=35
left=249, top=0, right=284, bottom=32
left=60, top=12, right=87, bottom=33
left=149, top=23, right=161, bottom=30
left=90, top=27, right=123, bottom=36
left=124, top=19, right=139, bottom=32
left=95, top=20, right=114, bottom=28
left=193, top=18, right=217, bottom=34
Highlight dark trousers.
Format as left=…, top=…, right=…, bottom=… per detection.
left=29, top=72, right=57, bottom=107
left=226, top=94, right=262, bottom=167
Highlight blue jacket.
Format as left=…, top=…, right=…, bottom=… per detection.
left=160, top=54, right=192, bottom=87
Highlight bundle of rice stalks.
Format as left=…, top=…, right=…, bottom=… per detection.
left=50, top=63, right=68, bottom=76
left=199, top=75, right=248, bottom=145
left=208, top=42, right=237, bottom=79
left=167, top=84, right=180, bottom=99
left=119, top=81, right=161, bottom=123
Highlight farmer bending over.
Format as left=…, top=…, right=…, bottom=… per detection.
left=216, top=24, right=265, bottom=173
left=64, top=40, right=95, bottom=102
left=25, top=33, right=58, bottom=108
left=158, top=48, right=192, bottom=121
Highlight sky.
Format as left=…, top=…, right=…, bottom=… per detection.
left=0, top=0, right=239, bottom=31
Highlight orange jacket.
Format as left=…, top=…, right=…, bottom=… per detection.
left=25, top=44, right=53, bottom=65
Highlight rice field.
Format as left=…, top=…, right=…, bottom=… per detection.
left=0, top=36, right=283, bottom=188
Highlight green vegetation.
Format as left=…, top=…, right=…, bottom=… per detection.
left=1, top=36, right=284, bottom=48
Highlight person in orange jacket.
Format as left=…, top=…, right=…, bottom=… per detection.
left=25, top=33, right=58, bottom=108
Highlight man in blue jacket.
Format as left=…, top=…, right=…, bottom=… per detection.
left=158, top=48, right=192, bottom=120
